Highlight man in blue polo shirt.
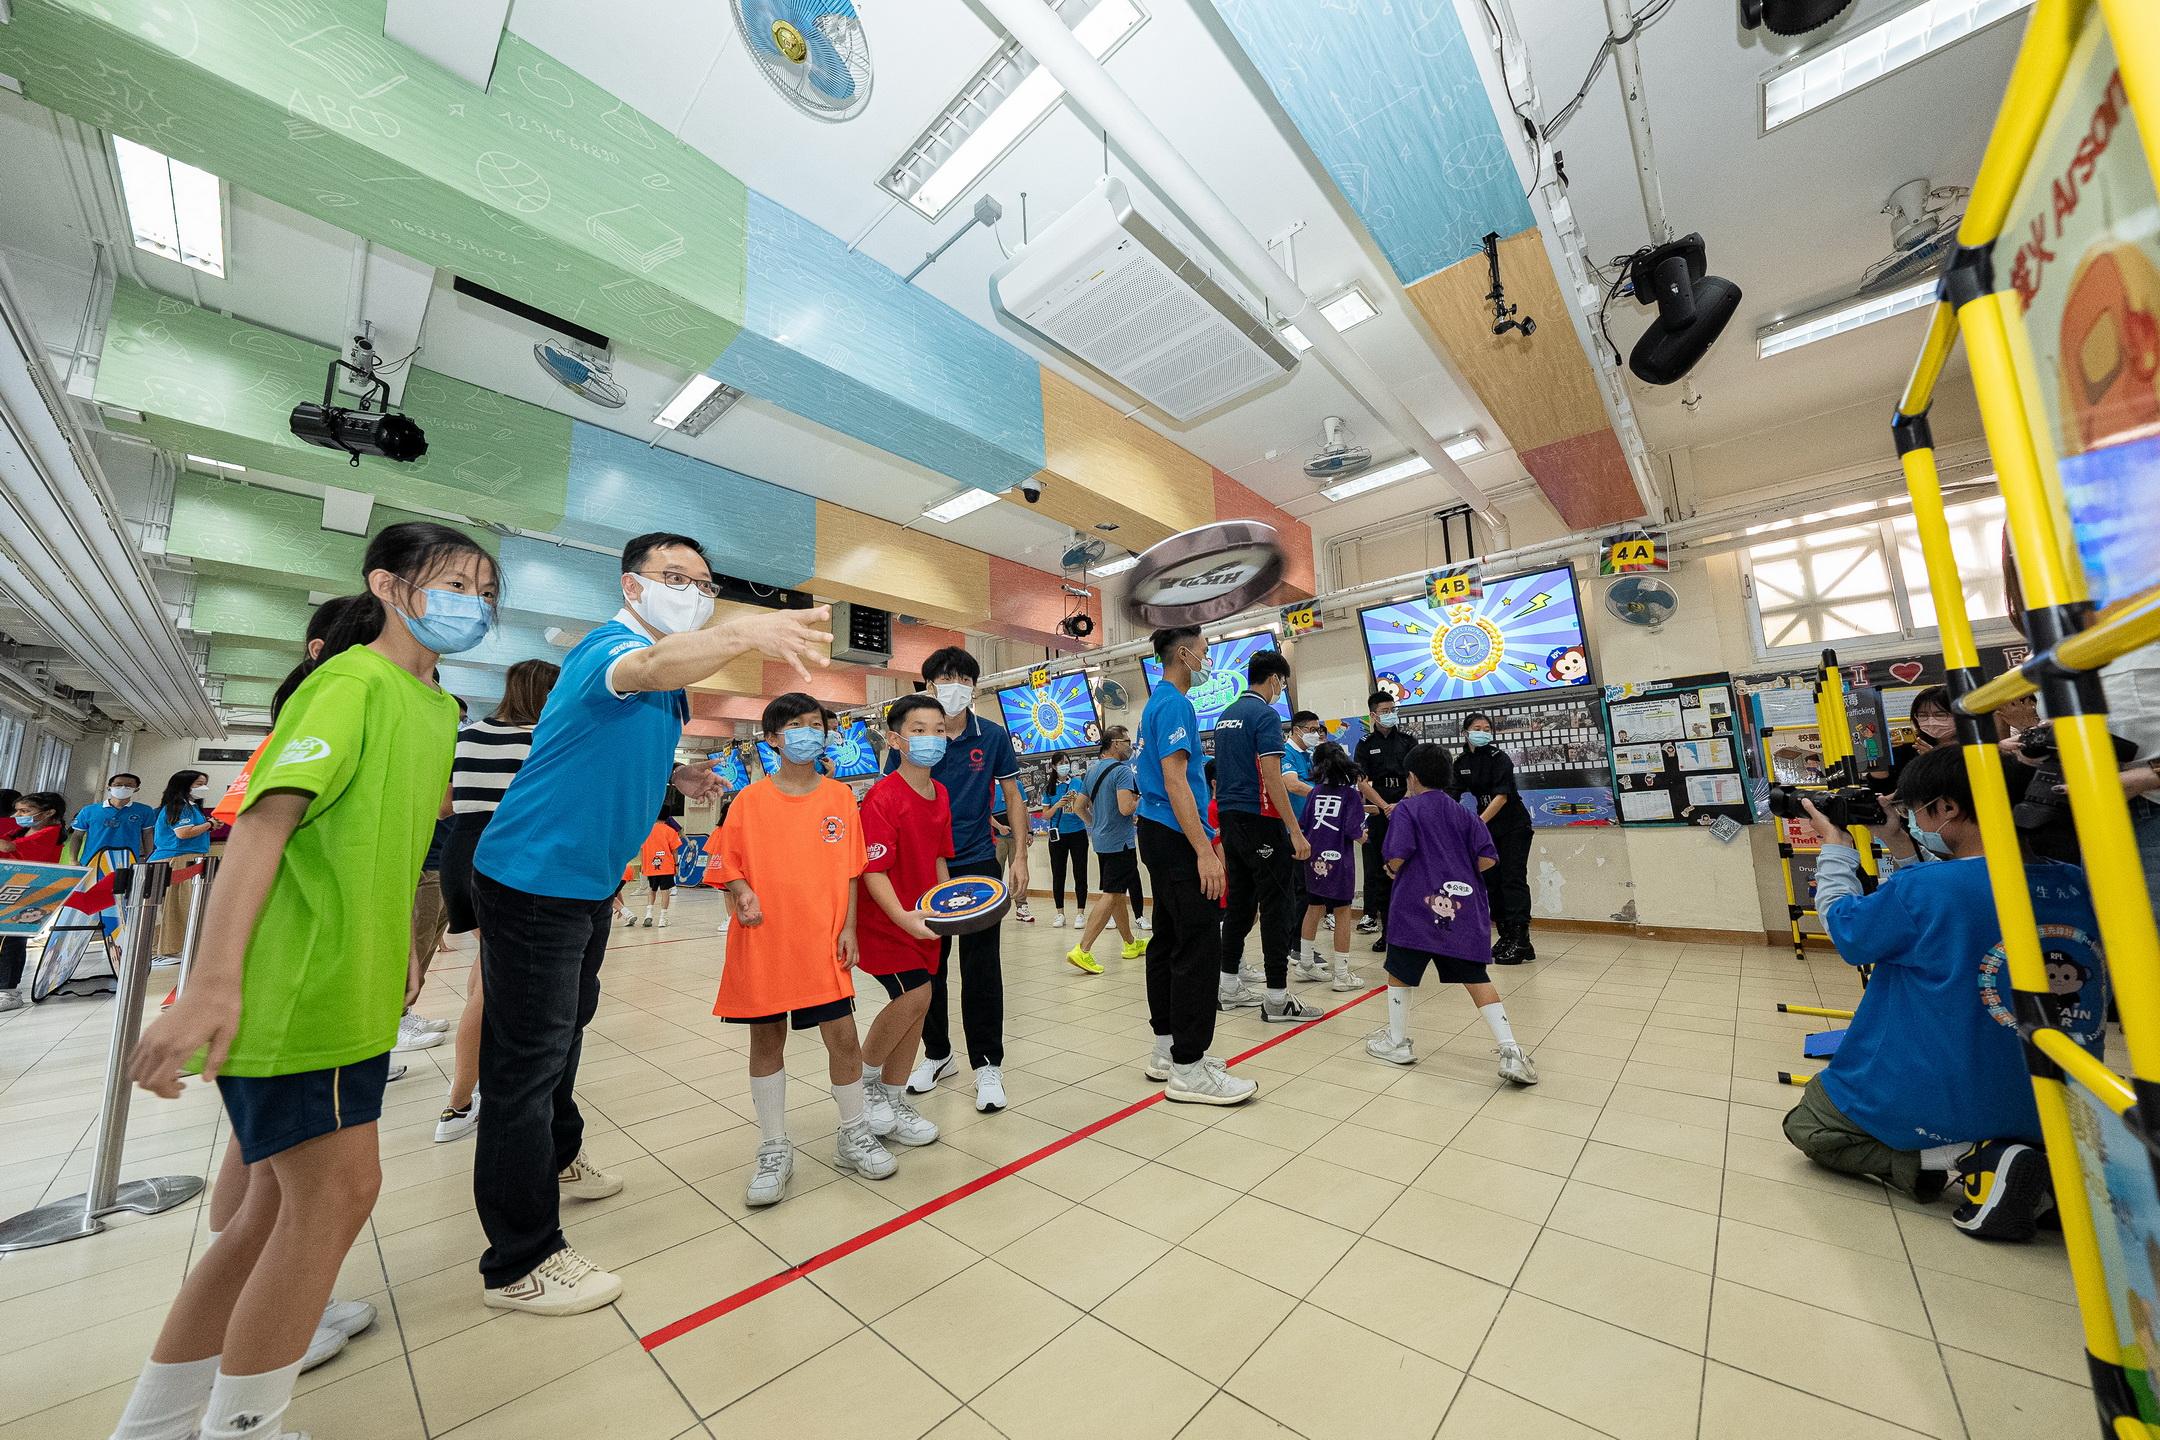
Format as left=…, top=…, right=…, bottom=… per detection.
left=470, top=532, right=830, bottom=1318
left=1212, top=651, right=1315, bottom=1023
left=70, top=772, right=155, bottom=863
left=1138, top=626, right=1255, bottom=1107
left=897, top=645, right=1027, bottom=1113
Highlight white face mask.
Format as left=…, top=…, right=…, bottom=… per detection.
left=109, top=786, right=136, bottom=802
left=189, top=785, right=210, bottom=801
left=934, top=681, right=974, bottom=716
left=628, top=576, right=715, bottom=637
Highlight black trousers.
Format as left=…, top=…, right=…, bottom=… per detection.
left=922, top=857, right=1006, bottom=1068
left=1048, top=832, right=1089, bottom=911
left=1485, top=826, right=1534, bottom=934
left=1218, top=811, right=1296, bottom=988
left=0, top=936, right=22, bottom=989
left=1139, top=818, right=1217, bottom=1065
left=472, top=871, right=613, bottom=1290
left=1127, top=861, right=1144, bottom=917
left=1362, top=810, right=1393, bottom=933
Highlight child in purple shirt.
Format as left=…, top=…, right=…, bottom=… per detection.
left=1298, top=742, right=1369, bottom=993
left=1369, top=743, right=1538, bottom=1085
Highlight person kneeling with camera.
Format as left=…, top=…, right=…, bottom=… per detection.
left=1782, top=747, right=2107, bottom=1241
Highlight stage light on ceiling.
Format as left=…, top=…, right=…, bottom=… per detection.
left=1625, top=235, right=1742, bottom=387
left=1279, top=284, right=1380, bottom=352
left=1756, top=278, right=1937, bottom=359
left=922, top=488, right=1002, bottom=523
left=1760, top=0, right=2034, bottom=131
left=885, top=0, right=1148, bottom=221
left=1741, top=0, right=1853, bottom=36
left=114, top=135, right=225, bottom=278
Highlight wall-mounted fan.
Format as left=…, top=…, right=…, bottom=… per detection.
left=1096, top=677, right=1130, bottom=709
left=1605, top=574, right=1680, bottom=631
left=733, top=0, right=873, bottom=123
left=533, top=339, right=627, bottom=409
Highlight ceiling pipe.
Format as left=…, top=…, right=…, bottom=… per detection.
left=974, top=0, right=1506, bottom=543
left=1601, top=0, right=1671, bottom=246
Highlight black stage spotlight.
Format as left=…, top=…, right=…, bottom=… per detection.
left=1626, top=235, right=1742, bottom=387
left=289, top=351, right=428, bottom=466
left=1740, top=0, right=1854, bottom=37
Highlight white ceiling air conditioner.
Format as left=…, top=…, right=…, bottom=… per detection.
left=989, top=178, right=1297, bottom=422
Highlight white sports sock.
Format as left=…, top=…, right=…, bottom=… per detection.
left=1387, top=987, right=1409, bottom=1045
left=832, top=1078, right=866, bottom=1127
left=1266, top=987, right=1288, bottom=1006
left=109, top=1354, right=220, bottom=1440
left=749, top=1071, right=787, bottom=1142
left=1153, top=1033, right=1173, bottom=1062
left=199, top=1360, right=302, bottom=1440
left=1921, top=1143, right=1962, bottom=1170
left=1480, top=1002, right=1515, bottom=1047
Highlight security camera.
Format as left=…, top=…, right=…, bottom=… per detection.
left=1020, top=477, right=1043, bottom=504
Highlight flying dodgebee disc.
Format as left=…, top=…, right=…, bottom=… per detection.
left=1122, top=520, right=1285, bottom=628
left=920, top=875, right=1012, bottom=936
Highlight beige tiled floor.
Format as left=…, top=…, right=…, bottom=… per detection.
left=0, top=897, right=2102, bottom=1439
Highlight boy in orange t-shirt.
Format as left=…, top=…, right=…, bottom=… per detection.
left=710, top=692, right=888, bottom=1208
left=627, top=813, right=681, bottom=928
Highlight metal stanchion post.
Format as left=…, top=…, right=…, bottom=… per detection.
left=173, top=853, right=217, bottom=999
left=0, top=861, right=207, bottom=1253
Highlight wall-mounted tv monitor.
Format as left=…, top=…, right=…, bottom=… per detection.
left=825, top=718, right=882, bottom=780
left=1140, top=633, right=1294, bottom=733
left=754, top=740, right=782, bottom=777
left=1357, top=564, right=1592, bottom=706
left=996, top=671, right=1105, bottom=756
left=707, top=746, right=753, bottom=792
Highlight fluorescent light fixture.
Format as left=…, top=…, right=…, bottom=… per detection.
left=1322, top=454, right=1430, bottom=503
left=922, top=488, right=1002, bottom=523
left=1279, top=283, right=1381, bottom=352
left=1088, top=554, right=1139, bottom=577
left=1762, top=0, right=2033, bottom=131
left=885, top=0, right=1148, bottom=221
left=185, top=454, right=245, bottom=473
left=1757, top=279, right=1938, bottom=359
left=113, top=135, right=225, bottom=277
left=655, top=374, right=745, bottom=434
left=1442, top=431, right=1486, bottom=462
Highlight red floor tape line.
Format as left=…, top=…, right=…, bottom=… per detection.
left=641, top=984, right=1386, bottom=1350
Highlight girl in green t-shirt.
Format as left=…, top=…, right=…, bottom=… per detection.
left=115, top=522, right=497, bottom=1440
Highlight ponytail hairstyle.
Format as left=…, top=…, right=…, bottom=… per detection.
left=159, top=770, right=207, bottom=824
left=360, top=521, right=500, bottom=635
left=270, top=594, right=383, bottom=720
left=1311, top=741, right=1358, bottom=787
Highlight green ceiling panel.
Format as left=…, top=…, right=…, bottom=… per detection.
left=169, top=474, right=496, bottom=592
left=0, top=0, right=747, bottom=372
left=219, top=679, right=279, bottom=709
left=206, top=638, right=299, bottom=681
left=189, top=575, right=315, bottom=643
left=98, top=281, right=571, bottom=529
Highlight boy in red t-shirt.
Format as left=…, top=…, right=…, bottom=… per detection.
left=856, top=694, right=955, bottom=1147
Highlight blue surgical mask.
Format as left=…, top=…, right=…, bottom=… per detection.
left=1375, top=712, right=1397, bottom=729
left=1906, top=809, right=1954, bottom=857
left=905, top=735, right=949, bottom=768
left=779, top=726, right=827, bottom=764
left=397, top=588, right=494, bottom=655
left=1467, top=731, right=1493, bottom=747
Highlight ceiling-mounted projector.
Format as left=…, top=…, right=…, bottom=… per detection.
left=290, top=353, right=427, bottom=467
left=1626, top=234, right=1742, bottom=387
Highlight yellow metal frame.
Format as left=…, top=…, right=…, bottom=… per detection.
left=1894, top=3, right=2160, bottom=1430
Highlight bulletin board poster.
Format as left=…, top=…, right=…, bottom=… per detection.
left=1414, top=695, right=1616, bottom=827
left=1602, top=674, right=1751, bottom=828
left=2004, top=10, right=2160, bottom=610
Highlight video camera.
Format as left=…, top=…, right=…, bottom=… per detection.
left=2010, top=727, right=2134, bottom=830
left=1765, top=784, right=1886, bottom=830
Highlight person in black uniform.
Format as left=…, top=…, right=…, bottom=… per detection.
left=1353, top=690, right=1418, bottom=954
left=1455, top=711, right=1535, bottom=963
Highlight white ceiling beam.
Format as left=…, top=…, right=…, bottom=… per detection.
left=384, top=0, right=511, bottom=92
left=341, top=241, right=435, bottom=406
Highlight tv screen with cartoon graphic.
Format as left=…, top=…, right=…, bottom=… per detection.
left=1357, top=565, right=1592, bottom=706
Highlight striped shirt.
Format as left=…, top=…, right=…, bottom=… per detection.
left=451, top=719, right=537, bottom=816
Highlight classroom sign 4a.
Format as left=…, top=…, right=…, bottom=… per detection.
left=1600, top=530, right=1669, bottom=575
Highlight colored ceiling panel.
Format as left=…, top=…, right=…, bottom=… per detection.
left=497, top=535, right=627, bottom=626
left=762, top=661, right=865, bottom=709
left=1209, top=0, right=1533, bottom=285
left=1516, top=429, right=1642, bottom=531
left=564, top=422, right=815, bottom=587
left=219, top=678, right=278, bottom=709
left=811, top=500, right=990, bottom=633
left=1036, top=371, right=1214, bottom=550
left=718, top=194, right=1045, bottom=495
left=189, top=576, right=315, bottom=644
left=97, top=281, right=573, bottom=530
left=205, top=639, right=297, bottom=682
left=168, top=474, right=496, bottom=592
left=683, top=600, right=781, bottom=697
left=980, top=558, right=1098, bottom=654
left=884, top=623, right=966, bottom=686
left=1211, top=469, right=1315, bottom=603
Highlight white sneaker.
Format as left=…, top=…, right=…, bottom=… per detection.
left=1365, top=1029, right=1416, bottom=1066
left=1330, top=958, right=1366, bottom=992
left=1138, top=915, right=1152, bottom=931
left=1291, top=954, right=1329, bottom=982
left=1262, top=993, right=1324, bottom=1024
left=0, top=988, right=25, bottom=1013
left=150, top=953, right=182, bottom=969
left=1216, top=979, right=1264, bottom=1011
left=716, top=915, right=732, bottom=933
left=558, top=1150, right=623, bottom=1200
left=1144, top=1049, right=1173, bottom=1082
left=417, top=1014, right=453, bottom=1034
left=863, top=1080, right=898, bottom=1138
left=1014, top=906, right=1036, bottom=924
left=656, top=914, right=669, bottom=929
left=484, top=1246, right=622, bottom=1316
left=621, top=911, right=638, bottom=926
left=835, top=1118, right=897, bottom=1179
left=1052, top=912, right=1067, bottom=928
left=745, top=1137, right=793, bottom=1207
left=907, top=1053, right=956, bottom=1094
left=386, top=1060, right=409, bottom=1082
left=434, top=1093, right=480, bottom=1143
left=1237, top=961, right=1263, bottom=985
left=641, top=914, right=653, bottom=928
left=887, top=1094, right=940, bottom=1147
left=299, top=1296, right=376, bottom=1372
left=394, top=1013, right=446, bottom=1051
left=1166, top=1058, right=1257, bottom=1106
left=1324, top=915, right=1336, bottom=932
left=974, top=1065, right=1007, bottom=1112
left=1497, top=1043, right=1540, bottom=1086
